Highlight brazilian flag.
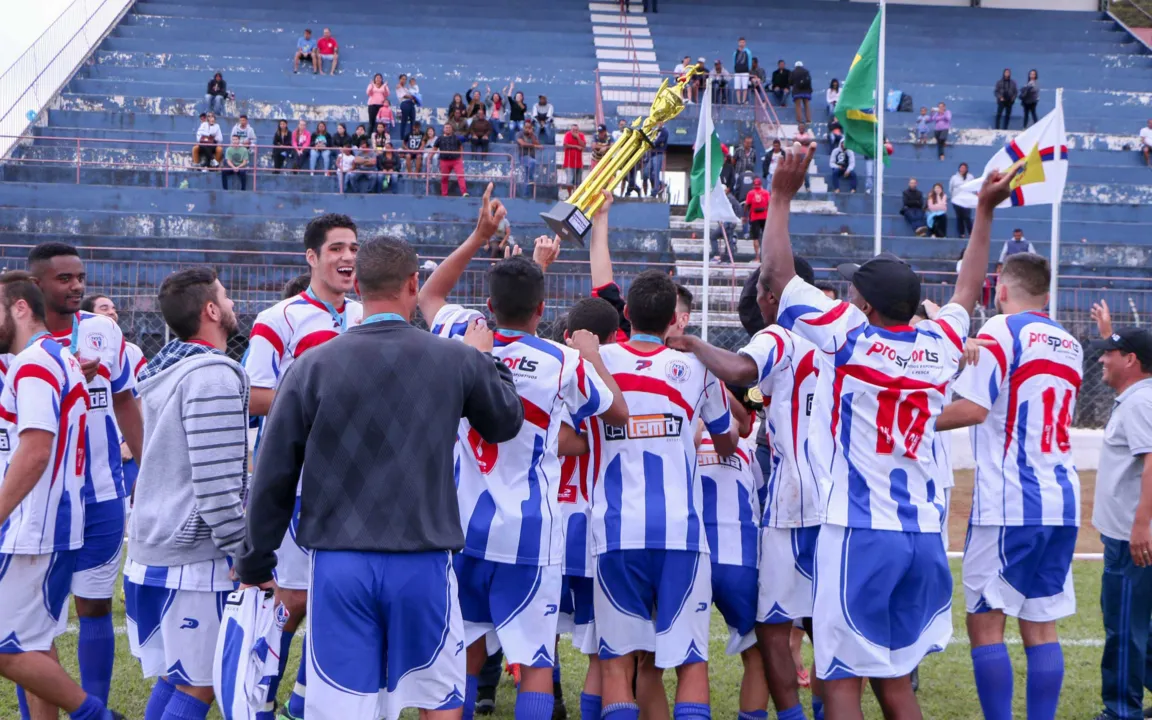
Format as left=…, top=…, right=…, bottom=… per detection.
left=835, top=11, right=888, bottom=165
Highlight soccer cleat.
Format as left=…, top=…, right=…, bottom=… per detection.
left=1144, top=707, right=1152, bottom=718
left=476, top=685, right=497, bottom=716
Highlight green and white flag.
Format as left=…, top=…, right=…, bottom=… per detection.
left=684, top=87, right=741, bottom=223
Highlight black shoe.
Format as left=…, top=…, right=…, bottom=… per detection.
left=553, top=680, right=568, bottom=720
left=1143, top=707, right=1152, bottom=718
left=910, top=666, right=919, bottom=693
left=476, top=685, right=497, bottom=716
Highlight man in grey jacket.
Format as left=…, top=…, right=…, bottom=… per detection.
left=124, top=267, right=248, bottom=720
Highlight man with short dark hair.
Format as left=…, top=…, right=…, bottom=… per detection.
left=470, top=106, right=493, bottom=155
left=236, top=235, right=525, bottom=720
left=562, top=123, right=587, bottom=194
left=294, top=28, right=318, bottom=74
left=222, top=135, right=250, bottom=191
left=733, top=37, right=752, bottom=105
left=439, top=123, right=468, bottom=197
left=997, top=229, right=1037, bottom=273
left=770, top=60, right=791, bottom=108
left=125, top=267, right=247, bottom=720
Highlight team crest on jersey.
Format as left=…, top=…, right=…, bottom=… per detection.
left=86, top=334, right=105, bottom=352
left=275, top=602, right=291, bottom=629
left=467, top=427, right=499, bottom=474
left=665, top=360, right=691, bottom=383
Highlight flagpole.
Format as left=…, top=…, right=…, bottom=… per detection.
left=1049, top=87, right=1063, bottom=320
left=702, top=77, right=712, bottom=343
left=873, top=0, right=886, bottom=257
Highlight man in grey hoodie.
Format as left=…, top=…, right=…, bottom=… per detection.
left=124, top=267, right=249, bottom=720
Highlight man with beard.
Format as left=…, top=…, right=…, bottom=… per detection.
left=124, top=267, right=248, bottom=720
left=0, top=272, right=119, bottom=720
left=26, top=243, right=144, bottom=711
left=242, top=213, right=361, bottom=720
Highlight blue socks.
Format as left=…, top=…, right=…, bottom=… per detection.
left=258, top=630, right=295, bottom=719
left=286, top=637, right=308, bottom=718
left=1025, top=642, right=1064, bottom=720
left=602, top=702, right=640, bottom=720
left=738, top=710, right=769, bottom=720
left=775, top=706, right=806, bottom=720
left=971, top=643, right=1014, bottom=720
left=553, top=662, right=562, bottom=684
left=515, top=690, right=555, bottom=720
left=145, top=678, right=176, bottom=720
left=811, top=697, right=824, bottom=720
left=580, top=692, right=602, bottom=720
left=464, top=675, right=479, bottom=720
left=78, top=615, right=116, bottom=706
left=69, top=695, right=109, bottom=720
left=17, top=686, right=29, bottom=719
left=160, top=689, right=211, bottom=720
left=673, top=702, right=711, bottom=720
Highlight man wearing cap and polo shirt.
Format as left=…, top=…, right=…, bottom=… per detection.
left=1087, top=308, right=1152, bottom=720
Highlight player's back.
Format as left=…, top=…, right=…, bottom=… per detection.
left=698, top=435, right=760, bottom=567
left=591, top=342, right=731, bottom=554
left=957, top=311, right=1082, bottom=527
left=558, top=413, right=604, bottom=578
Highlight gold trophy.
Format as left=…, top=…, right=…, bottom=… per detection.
left=541, top=66, right=703, bottom=245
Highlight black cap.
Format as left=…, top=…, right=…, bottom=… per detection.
left=836, top=252, right=921, bottom=323
left=1092, top=328, right=1152, bottom=367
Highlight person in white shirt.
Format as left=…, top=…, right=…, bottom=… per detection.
left=193, top=112, right=223, bottom=169
left=950, top=162, right=975, bottom=238
left=229, top=115, right=257, bottom=146
left=826, top=78, right=840, bottom=118
left=828, top=139, right=856, bottom=193
left=673, top=56, right=693, bottom=102
left=1140, top=118, right=1152, bottom=167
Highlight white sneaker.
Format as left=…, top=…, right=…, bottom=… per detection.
left=210, top=159, right=219, bottom=167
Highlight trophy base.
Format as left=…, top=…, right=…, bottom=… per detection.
left=540, top=202, right=591, bottom=247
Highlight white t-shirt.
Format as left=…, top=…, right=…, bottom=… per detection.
left=1141, top=126, right=1152, bottom=148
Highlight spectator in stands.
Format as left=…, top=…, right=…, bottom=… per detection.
left=994, top=68, right=1018, bottom=130
left=693, top=57, right=708, bottom=103
left=645, top=120, right=669, bottom=197
left=448, top=93, right=467, bottom=118
left=749, top=57, right=766, bottom=97
left=516, top=118, right=542, bottom=186
left=423, top=126, right=440, bottom=176
left=295, top=28, right=318, bottom=74
left=827, top=123, right=844, bottom=155
left=508, top=91, right=528, bottom=138
left=1141, top=119, right=1152, bottom=167
left=193, top=111, right=223, bottom=169
left=790, top=60, right=813, bottom=124
left=396, top=74, right=418, bottom=142
left=534, top=95, right=555, bottom=143
left=366, top=74, right=390, bottom=128
left=317, top=28, right=339, bottom=75
left=926, top=182, right=948, bottom=237
left=272, top=119, right=295, bottom=172
left=376, top=142, right=399, bottom=194
left=230, top=114, right=257, bottom=146
left=826, top=78, right=840, bottom=118
left=949, top=162, right=975, bottom=237
left=562, top=123, right=587, bottom=193
left=450, top=108, right=470, bottom=139
left=762, top=138, right=785, bottom=182
left=351, top=140, right=377, bottom=192
left=674, top=56, right=694, bottom=102
left=292, top=119, right=311, bottom=169
left=591, top=125, right=611, bottom=169
left=996, top=228, right=1036, bottom=272
left=733, top=38, right=752, bottom=105
left=438, top=123, right=467, bottom=196
left=828, top=138, right=857, bottom=193
left=336, top=145, right=356, bottom=192
left=1020, top=69, right=1040, bottom=128
left=222, top=134, right=249, bottom=190
left=469, top=107, right=493, bottom=155
left=352, top=124, right=369, bottom=150
left=734, top=136, right=757, bottom=176
left=930, top=102, right=952, bottom=161
left=309, top=120, right=333, bottom=173
left=371, top=121, right=390, bottom=152
left=900, top=178, right=928, bottom=235
left=402, top=120, right=425, bottom=176
left=489, top=92, right=507, bottom=140
left=332, top=122, right=351, bottom=151
left=916, top=107, right=932, bottom=146
left=770, top=59, right=791, bottom=107
left=641, top=0, right=657, bottom=12
left=204, top=73, right=226, bottom=115
left=719, top=150, right=736, bottom=194
left=466, top=84, right=487, bottom=118
left=745, top=176, right=769, bottom=255
left=376, top=99, right=395, bottom=134
left=711, top=60, right=730, bottom=104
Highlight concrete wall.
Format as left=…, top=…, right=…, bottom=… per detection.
left=981, top=0, right=1098, bottom=9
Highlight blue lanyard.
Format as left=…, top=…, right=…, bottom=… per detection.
left=306, top=287, right=346, bottom=331
left=68, top=313, right=79, bottom=350
left=630, top=333, right=664, bottom=345
left=495, top=328, right=529, bottom=337
left=362, top=312, right=407, bottom=325
left=25, top=331, right=50, bottom=351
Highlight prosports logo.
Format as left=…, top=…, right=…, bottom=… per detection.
left=865, top=342, right=939, bottom=368
left=1027, top=332, right=1079, bottom=354
left=605, top=414, right=683, bottom=441
left=502, top=356, right=539, bottom=374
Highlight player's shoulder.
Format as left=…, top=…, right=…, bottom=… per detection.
left=77, top=310, right=122, bottom=339
left=345, top=298, right=364, bottom=321
left=254, top=294, right=307, bottom=323
left=14, top=339, right=74, bottom=381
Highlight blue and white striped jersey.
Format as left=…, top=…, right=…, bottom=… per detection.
left=700, top=436, right=762, bottom=568
left=590, top=342, right=733, bottom=554
left=123, top=557, right=237, bottom=593
left=456, top=330, right=613, bottom=566
left=739, top=325, right=823, bottom=528
left=214, top=587, right=286, bottom=720
left=777, top=277, right=969, bottom=533
left=558, top=415, right=604, bottom=578
left=954, top=311, right=1082, bottom=527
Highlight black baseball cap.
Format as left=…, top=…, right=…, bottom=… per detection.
left=1092, top=328, right=1152, bottom=367
left=836, top=252, right=921, bottom=323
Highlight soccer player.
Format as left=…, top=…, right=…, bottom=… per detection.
left=124, top=268, right=248, bottom=720
left=591, top=269, right=737, bottom=720
left=27, top=243, right=143, bottom=709
left=0, top=272, right=119, bottom=720
left=668, top=256, right=824, bottom=720
left=938, top=253, right=1082, bottom=720
left=242, top=213, right=361, bottom=720
left=759, top=143, right=1009, bottom=719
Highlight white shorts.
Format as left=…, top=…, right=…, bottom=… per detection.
left=733, top=73, right=750, bottom=90
left=813, top=525, right=952, bottom=680
left=275, top=517, right=311, bottom=591
left=558, top=575, right=597, bottom=655
left=941, top=488, right=952, bottom=551
left=757, top=526, right=820, bottom=624
left=0, top=552, right=75, bottom=653
left=962, top=525, right=1077, bottom=622
left=594, top=549, right=711, bottom=669
left=73, top=497, right=125, bottom=599
left=454, top=555, right=562, bottom=667
left=125, top=582, right=229, bottom=686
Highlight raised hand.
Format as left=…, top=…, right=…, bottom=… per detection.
left=503, top=243, right=522, bottom=259
left=977, top=168, right=1014, bottom=210
left=770, top=142, right=816, bottom=200
left=532, top=235, right=561, bottom=271
left=463, top=317, right=494, bottom=353
left=594, top=189, right=614, bottom=220
left=474, top=183, right=506, bottom=243
left=566, top=328, right=601, bottom=359
left=1091, top=299, right=1113, bottom=339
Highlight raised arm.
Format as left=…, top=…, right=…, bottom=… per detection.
left=950, top=169, right=1013, bottom=315
left=590, top=190, right=614, bottom=287
left=761, top=143, right=815, bottom=300
left=418, top=182, right=505, bottom=322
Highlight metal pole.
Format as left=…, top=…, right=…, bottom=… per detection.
left=873, top=0, right=886, bottom=256
left=702, top=78, right=712, bottom=343
left=1049, top=87, right=1064, bottom=319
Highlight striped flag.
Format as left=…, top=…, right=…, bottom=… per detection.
left=684, top=87, right=740, bottom=224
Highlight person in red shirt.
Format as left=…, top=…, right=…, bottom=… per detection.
left=745, top=176, right=770, bottom=256
left=562, top=123, right=586, bottom=194
left=317, top=27, right=339, bottom=75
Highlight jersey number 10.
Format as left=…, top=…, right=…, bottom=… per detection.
left=875, top=390, right=930, bottom=460
left=1040, top=387, right=1073, bottom=454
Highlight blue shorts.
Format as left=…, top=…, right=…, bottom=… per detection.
left=963, top=525, right=1077, bottom=621
left=74, top=497, right=125, bottom=599
left=813, top=525, right=952, bottom=680
left=308, top=550, right=464, bottom=720
left=453, top=554, right=561, bottom=667
left=711, top=563, right=758, bottom=654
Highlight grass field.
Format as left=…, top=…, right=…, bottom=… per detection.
left=0, top=472, right=1125, bottom=719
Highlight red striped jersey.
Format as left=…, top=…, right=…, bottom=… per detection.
left=590, top=342, right=732, bottom=554
left=0, top=337, right=89, bottom=554
left=953, top=311, right=1082, bottom=527
left=558, top=414, right=603, bottom=578
left=457, top=330, right=613, bottom=566
left=777, top=277, right=969, bottom=533
left=739, top=325, right=823, bottom=528
left=699, top=436, right=762, bottom=568
left=244, top=291, right=363, bottom=391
